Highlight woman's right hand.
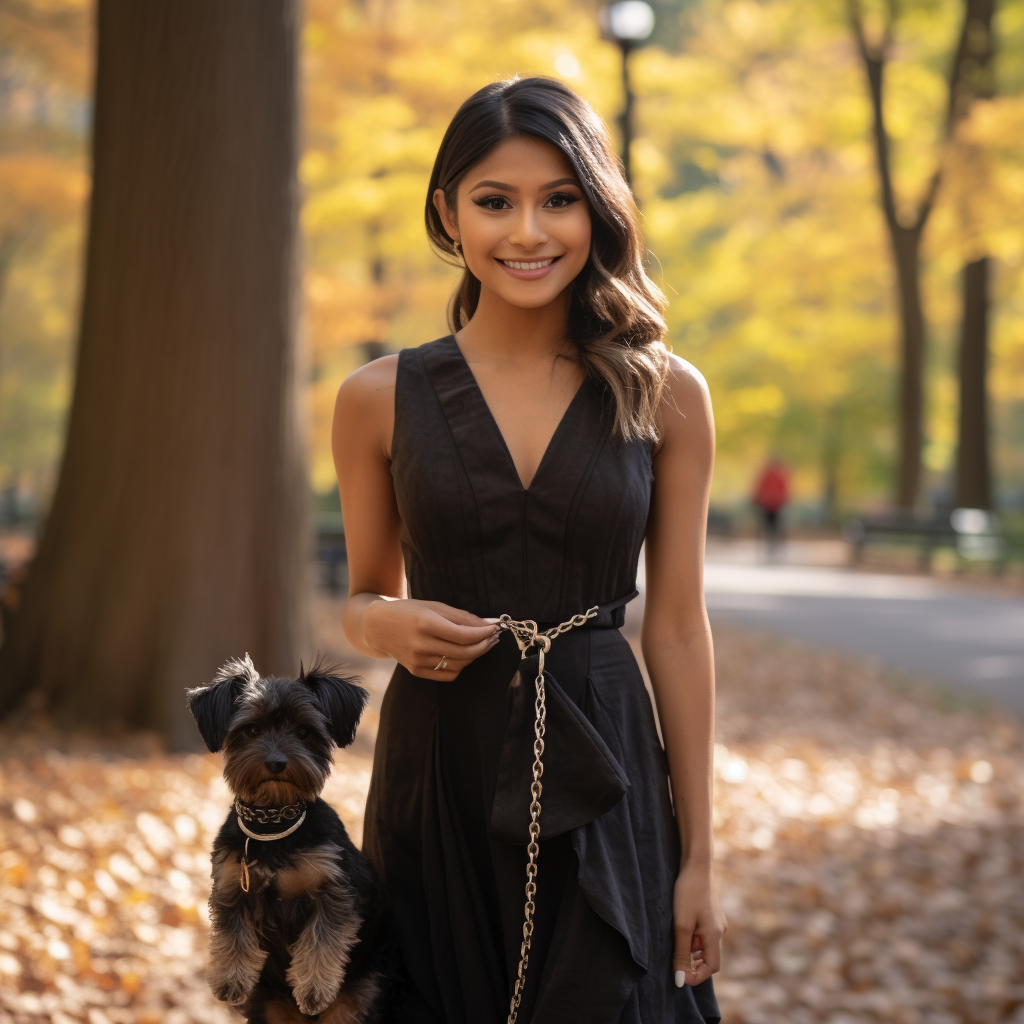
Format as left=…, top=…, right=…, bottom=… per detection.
left=363, top=598, right=501, bottom=679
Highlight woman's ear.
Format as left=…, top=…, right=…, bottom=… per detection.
left=433, top=188, right=459, bottom=246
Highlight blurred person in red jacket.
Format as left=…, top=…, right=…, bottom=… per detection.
left=752, top=457, right=789, bottom=556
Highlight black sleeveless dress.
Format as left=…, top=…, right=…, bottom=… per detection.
left=362, top=336, right=720, bottom=1024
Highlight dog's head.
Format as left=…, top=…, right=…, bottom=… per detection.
left=186, top=655, right=369, bottom=805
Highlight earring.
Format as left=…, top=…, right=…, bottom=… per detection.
left=453, top=240, right=462, bottom=258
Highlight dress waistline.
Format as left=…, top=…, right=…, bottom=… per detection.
left=521, top=587, right=639, bottom=632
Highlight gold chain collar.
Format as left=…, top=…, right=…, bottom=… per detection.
left=234, top=799, right=308, bottom=893
left=234, top=798, right=305, bottom=825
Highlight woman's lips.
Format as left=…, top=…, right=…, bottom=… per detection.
left=495, top=255, right=562, bottom=280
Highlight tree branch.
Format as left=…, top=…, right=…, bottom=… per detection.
left=847, top=0, right=901, bottom=232
left=914, top=0, right=992, bottom=233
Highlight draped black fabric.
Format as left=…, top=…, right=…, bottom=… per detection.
left=362, top=335, right=720, bottom=1024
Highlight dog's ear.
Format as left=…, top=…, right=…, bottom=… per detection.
left=186, top=655, right=260, bottom=752
left=301, top=657, right=369, bottom=748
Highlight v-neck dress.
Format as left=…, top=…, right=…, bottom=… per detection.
left=362, top=335, right=720, bottom=1024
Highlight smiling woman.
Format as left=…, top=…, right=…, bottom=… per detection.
left=436, top=146, right=592, bottom=299
left=426, top=76, right=669, bottom=444
left=333, top=76, right=723, bottom=1024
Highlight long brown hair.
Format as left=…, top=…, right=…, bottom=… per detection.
left=425, top=76, right=669, bottom=443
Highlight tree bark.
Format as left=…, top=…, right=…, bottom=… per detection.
left=955, top=256, right=992, bottom=507
left=0, top=0, right=311, bottom=748
left=892, top=227, right=927, bottom=509
left=954, top=0, right=996, bottom=510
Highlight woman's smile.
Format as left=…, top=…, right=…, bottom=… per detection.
left=496, top=255, right=562, bottom=279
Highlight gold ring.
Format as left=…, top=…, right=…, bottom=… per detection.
left=434, top=656, right=448, bottom=671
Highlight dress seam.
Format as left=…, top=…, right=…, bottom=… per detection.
left=419, top=342, right=489, bottom=611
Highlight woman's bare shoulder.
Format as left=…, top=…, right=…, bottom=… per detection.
left=665, top=352, right=710, bottom=403
left=334, top=354, right=400, bottom=458
left=653, top=353, right=713, bottom=457
left=338, top=353, right=399, bottom=405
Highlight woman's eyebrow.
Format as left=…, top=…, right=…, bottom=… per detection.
left=468, top=177, right=581, bottom=193
left=469, top=179, right=516, bottom=192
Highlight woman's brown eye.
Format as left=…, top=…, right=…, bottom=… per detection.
left=473, top=195, right=510, bottom=211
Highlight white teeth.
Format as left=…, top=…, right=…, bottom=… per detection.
left=501, top=258, right=555, bottom=270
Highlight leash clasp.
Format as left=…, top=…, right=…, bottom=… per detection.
left=497, top=615, right=553, bottom=657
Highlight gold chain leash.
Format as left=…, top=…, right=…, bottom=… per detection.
left=497, top=605, right=599, bottom=1024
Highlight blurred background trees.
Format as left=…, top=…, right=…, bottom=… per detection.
left=0, top=0, right=90, bottom=521
left=300, top=0, right=1024, bottom=517
left=0, top=0, right=1023, bottom=741
left=3, top=0, right=1024, bottom=519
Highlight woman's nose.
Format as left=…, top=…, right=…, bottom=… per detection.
left=507, top=206, right=548, bottom=250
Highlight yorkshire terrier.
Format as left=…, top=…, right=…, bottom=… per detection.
left=187, top=655, right=403, bottom=1023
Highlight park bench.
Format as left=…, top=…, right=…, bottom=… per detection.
left=842, top=507, right=1008, bottom=573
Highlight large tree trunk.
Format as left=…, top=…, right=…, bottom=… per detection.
left=955, top=256, right=993, bottom=507
left=954, top=0, right=996, bottom=510
left=892, top=228, right=927, bottom=509
left=0, top=0, right=311, bottom=749
left=849, top=23, right=933, bottom=509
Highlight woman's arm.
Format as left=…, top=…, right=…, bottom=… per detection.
left=641, top=353, right=725, bottom=987
left=333, top=356, right=405, bottom=657
left=332, top=357, right=499, bottom=675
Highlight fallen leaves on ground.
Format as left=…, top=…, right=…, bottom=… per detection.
left=1, top=611, right=1023, bottom=1023
left=706, top=628, right=1024, bottom=1024
left=0, top=733, right=370, bottom=1024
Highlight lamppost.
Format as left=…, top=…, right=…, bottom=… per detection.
left=601, top=1, right=654, bottom=189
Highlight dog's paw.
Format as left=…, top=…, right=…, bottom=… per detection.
left=293, top=983, right=338, bottom=1017
left=211, top=978, right=254, bottom=1006
left=206, top=924, right=266, bottom=1005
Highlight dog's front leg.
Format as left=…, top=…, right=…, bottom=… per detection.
left=207, top=853, right=267, bottom=1006
left=286, top=885, right=361, bottom=1016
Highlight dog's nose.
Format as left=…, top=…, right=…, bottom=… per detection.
left=265, top=758, right=287, bottom=774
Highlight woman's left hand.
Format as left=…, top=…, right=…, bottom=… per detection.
left=672, top=860, right=726, bottom=987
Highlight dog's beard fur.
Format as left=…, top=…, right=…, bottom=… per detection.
left=221, top=680, right=335, bottom=805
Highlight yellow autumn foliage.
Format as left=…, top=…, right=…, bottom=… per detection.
left=1, top=0, right=1023, bottom=512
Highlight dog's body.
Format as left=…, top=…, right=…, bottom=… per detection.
left=187, top=656, right=403, bottom=1023
left=209, top=797, right=400, bottom=1023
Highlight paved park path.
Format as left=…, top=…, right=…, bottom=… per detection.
left=689, top=540, right=1024, bottom=717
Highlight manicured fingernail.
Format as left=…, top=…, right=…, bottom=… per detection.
left=483, top=617, right=500, bottom=623
left=674, top=970, right=685, bottom=988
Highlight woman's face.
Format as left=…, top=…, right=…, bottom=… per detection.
left=434, top=135, right=592, bottom=311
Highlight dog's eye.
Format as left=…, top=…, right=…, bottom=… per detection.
left=243, top=723, right=262, bottom=738
left=295, top=725, right=310, bottom=740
